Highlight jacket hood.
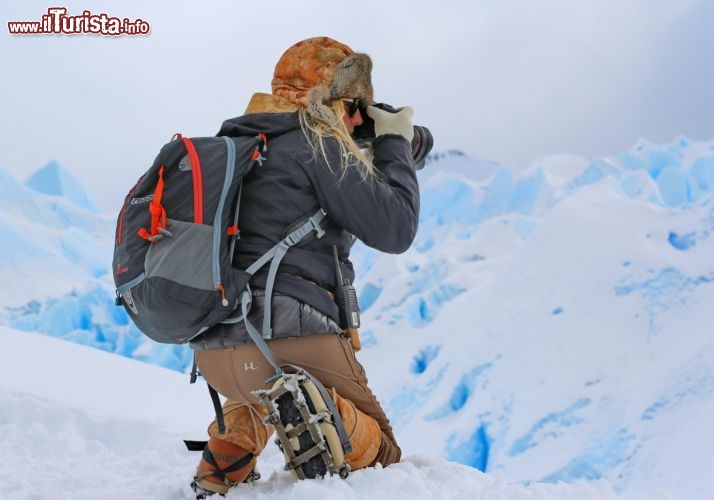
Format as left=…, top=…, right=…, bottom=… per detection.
left=216, top=109, right=300, bottom=139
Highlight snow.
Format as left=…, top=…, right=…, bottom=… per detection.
left=0, top=327, right=658, bottom=500
left=2, top=136, right=714, bottom=499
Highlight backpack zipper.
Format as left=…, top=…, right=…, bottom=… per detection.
left=181, top=137, right=204, bottom=224
left=115, top=174, right=146, bottom=245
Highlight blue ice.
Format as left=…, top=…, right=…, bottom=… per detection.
left=447, top=424, right=491, bottom=472
left=410, top=345, right=442, bottom=374
left=540, top=428, right=635, bottom=483
left=427, top=363, right=493, bottom=419
left=25, top=160, right=99, bottom=212
left=689, top=156, right=714, bottom=200
left=405, top=283, right=465, bottom=328
left=668, top=231, right=697, bottom=251
left=358, top=283, right=382, bottom=312
left=565, top=161, right=620, bottom=193
left=508, top=398, right=590, bottom=456
left=656, top=166, right=690, bottom=205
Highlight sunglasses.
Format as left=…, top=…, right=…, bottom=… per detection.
left=342, top=99, right=362, bottom=117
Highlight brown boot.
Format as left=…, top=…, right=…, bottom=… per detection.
left=192, top=437, right=255, bottom=496
left=330, top=389, right=382, bottom=470
left=207, top=402, right=273, bottom=455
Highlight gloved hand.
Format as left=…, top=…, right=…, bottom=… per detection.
left=366, top=105, right=415, bottom=142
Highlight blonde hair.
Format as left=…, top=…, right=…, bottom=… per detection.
left=298, top=100, right=376, bottom=179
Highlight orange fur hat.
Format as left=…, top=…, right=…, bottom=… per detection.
left=271, top=37, right=374, bottom=123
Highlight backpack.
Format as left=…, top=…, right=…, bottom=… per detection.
left=112, top=130, right=267, bottom=344
left=112, top=132, right=271, bottom=344
left=113, top=132, right=328, bottom=345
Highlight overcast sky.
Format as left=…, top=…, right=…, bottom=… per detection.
left=2, top=0, right=713, bottom=212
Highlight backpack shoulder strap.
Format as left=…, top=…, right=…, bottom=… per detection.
left=256, top=209, right=326, bottom=340
left=223, top=208, right=327, bottom=362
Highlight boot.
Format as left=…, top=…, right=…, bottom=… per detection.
left=207, top=402, right=273, bottom=455
left=329, top=388, right=382, bottom=470
left=191, top=437, right=256, bottom=497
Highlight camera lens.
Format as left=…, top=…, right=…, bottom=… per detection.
left=411, top=126, right=434, bottom=170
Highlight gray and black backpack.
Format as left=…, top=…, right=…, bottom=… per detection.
left=112, top=132, right=326, bottom=345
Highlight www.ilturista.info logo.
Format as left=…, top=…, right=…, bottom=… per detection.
left=8, top=7, right=150, bottom=36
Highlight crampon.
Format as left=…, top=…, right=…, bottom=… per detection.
left=253, top=371, right=351, bottom=480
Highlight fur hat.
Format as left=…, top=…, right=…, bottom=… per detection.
left=271, top=37, right=374, bottom=123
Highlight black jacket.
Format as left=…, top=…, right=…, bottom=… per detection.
left=192, top=111, right=419, bottom=347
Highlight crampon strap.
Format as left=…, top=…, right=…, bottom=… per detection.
left=197, top=447, right=254, bottom=483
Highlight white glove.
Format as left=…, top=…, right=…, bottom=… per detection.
left=366, top=105, right=414, bottom=142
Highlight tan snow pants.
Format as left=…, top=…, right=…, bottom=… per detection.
left=195, top=333, right=401, bottom=469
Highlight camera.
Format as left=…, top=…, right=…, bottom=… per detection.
left=352, top=103, right=434, bottom=170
